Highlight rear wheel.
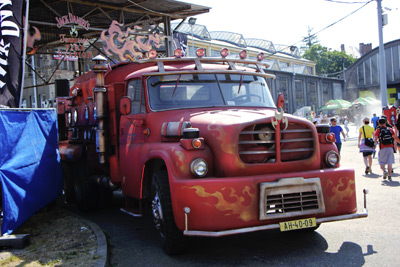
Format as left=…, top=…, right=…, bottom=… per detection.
left=73, top=161, right=98, bottom=211
left=61, top=161, right=75, bottom=203
left=151, top=171, right=187, bottom=255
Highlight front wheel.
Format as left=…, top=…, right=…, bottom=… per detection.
left=151, top=171, right=187, bottom=255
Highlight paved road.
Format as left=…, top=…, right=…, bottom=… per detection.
left=82, top=125, right=400, bottom=266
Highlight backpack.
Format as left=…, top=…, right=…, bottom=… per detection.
left=379, top=127, right=394, bottom=145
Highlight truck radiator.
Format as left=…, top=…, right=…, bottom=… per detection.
left=238, top=122, right=314, bottom=163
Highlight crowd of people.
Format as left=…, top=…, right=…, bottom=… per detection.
left=356, top=113, right=400, bottom=182
left=308, top=110, right=400, bottom=181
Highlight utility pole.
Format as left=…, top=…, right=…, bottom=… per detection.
left=377, top=0, right=388, bottom=108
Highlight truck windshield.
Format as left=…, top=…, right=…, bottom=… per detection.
left=146, top=73, right=276, bottom=111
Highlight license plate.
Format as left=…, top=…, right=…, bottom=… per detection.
left=279, top=218, right=316, bottom=232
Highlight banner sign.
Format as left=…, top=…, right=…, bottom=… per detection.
left=0, top=0, right=25, bottom=107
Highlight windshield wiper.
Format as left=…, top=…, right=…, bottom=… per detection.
left=172, top=74, right=182, bottom=97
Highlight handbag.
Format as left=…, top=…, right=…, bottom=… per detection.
left=363, top=126, right=374, bottom=147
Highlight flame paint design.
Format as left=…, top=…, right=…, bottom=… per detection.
left=207, top=123, right=245, bottom=169
left=100, top=20, right=162, bottom=61
left=326, top=176, right=355, bottom=210
left=185, top=185, right=257, bottom=222
left=26, top=25, right=41, bottom=55
left=171, top=147, right=189, bottom=175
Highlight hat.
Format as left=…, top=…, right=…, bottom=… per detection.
left=363, top=117, right=370, bottom=122
left=378, top=116, right=386, bottom=124
left=330, top=117, right=336, bottom=121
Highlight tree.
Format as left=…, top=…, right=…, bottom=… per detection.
left=302, top=44, right=357, bottom=75
left=302, top=27, right=319, bottom=49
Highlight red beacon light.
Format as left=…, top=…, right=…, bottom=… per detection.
left=239, top=50, right=247, bottom=59
left=257, top=52, right=264, bottom=61
left=174, top=48, right=184, bottom=58
left=148, top=49, right=157, bottom=59
left=196, top=48, right=205, bottom=58
left=220, top=48, right=229, bottom=58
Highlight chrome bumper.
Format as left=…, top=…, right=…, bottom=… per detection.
left=183, top=189, right=369, bottom=237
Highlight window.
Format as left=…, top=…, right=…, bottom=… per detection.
left=147, top=73, right=275, bottom=111
left=127, top=79, right=145, bottom=114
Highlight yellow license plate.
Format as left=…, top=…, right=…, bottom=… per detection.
left=279, top=218, right=316, bottom=232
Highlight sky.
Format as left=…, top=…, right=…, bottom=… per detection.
left=185, top=0, right=400, bottom=54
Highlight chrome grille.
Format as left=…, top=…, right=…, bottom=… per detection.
left=266, top=191, right=319, bottom=214
left=238, top=122, right=314, bottom=163
left=259, top=178, right=325, bottom=221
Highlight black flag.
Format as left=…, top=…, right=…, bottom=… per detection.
left=0, top=0, right=25, bottom=107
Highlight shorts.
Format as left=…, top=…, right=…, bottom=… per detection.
left=378, top=147, right=395, bottom=165
left=362, top=152, right=373, bottom=157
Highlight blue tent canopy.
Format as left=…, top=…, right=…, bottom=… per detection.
left=0, top=109, right=62, bottom=235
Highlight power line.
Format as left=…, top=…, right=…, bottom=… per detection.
left=264, top=0, right=373, bottom=60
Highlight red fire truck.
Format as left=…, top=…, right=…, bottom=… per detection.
left=57, top=48, right=368, bottom=254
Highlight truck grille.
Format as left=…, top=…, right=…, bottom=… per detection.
left=238, top=121, right=314, bottom=163
left=259, top=178, right=325, bottom=221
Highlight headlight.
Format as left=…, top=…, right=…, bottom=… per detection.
left=325, top=150, right=339, bottom=167
left=190, top=158, right=208, bottom=177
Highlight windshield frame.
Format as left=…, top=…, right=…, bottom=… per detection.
left=145, top=72, right=276, bottom=112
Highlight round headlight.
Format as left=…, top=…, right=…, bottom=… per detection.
left=190, top=158, right=208, bottom=177
left=326, top=151, right=339, bottom=167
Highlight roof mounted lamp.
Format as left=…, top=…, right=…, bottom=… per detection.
left=148, top=49, right=157, bottom=59
left=196, top=48, right=205, bottom=58
left=239, top=50, right=247, bottom=59
left=257, top=52, right=264, bottom=61
left=174, top=48, right=184, bottom=58
left=220, top=48, right=229, bottom=58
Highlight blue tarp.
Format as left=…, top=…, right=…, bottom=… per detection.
left=0, top=109, right=62, bottom=235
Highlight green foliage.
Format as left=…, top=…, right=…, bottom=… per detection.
left=302, top=44, right=357, bottom=75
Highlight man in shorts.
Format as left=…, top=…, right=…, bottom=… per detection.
left=374, top=117, right=400, bottom=181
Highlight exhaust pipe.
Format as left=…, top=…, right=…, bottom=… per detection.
left=92, top=55, right=107, bottom=164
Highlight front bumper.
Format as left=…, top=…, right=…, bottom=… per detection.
left=170, top=168, right=368, bottom=236
left=183, top=197, right=368, bottom=237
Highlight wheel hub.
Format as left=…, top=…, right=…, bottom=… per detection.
left=152, top=191, right=163, bottom=230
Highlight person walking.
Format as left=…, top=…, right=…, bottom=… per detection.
left=330, top=117, right=346, bottom=154
left=374, top=117, right=400, bottom=181
left=358, top=117, right=375, bottom=175
left=371, top=113, right=379, bottom=129
left=344, top=116, right=350, bottom=137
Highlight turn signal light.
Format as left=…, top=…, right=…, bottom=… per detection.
left=326, top=133, right=335, bottom=142
left=192, top=138, right=202, bottom=148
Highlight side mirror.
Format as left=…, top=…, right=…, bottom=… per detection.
left=277, top=93, right=285, bottom=111
left=120, top=96, right=131, bottom=115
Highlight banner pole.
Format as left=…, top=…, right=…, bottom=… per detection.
left=19, top=0, right=30, bottom=108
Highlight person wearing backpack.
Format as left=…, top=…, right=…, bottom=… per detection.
left=358, top=117, right=375, bottom=175
left=374, top=117, right=400, bottom=181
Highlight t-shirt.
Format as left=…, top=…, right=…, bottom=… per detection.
left=374, top=126, right=395, bottom=149
left=359, top=125, right=374, bottom=138
left=371, top=116, right=379, bottom=129
left=330, top=125, right=344, bottom=143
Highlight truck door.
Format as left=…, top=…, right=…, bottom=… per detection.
left=119, top=79, right=146, bottom=198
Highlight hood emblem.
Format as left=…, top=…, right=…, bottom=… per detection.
left=271, top=109, right=288, bottom=130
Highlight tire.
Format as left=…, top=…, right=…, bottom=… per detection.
left=61, top=161, right=75, bottom=203
left=151, top=171, right=188, bottom=255
left=73, top=161, right=98, bottom=211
